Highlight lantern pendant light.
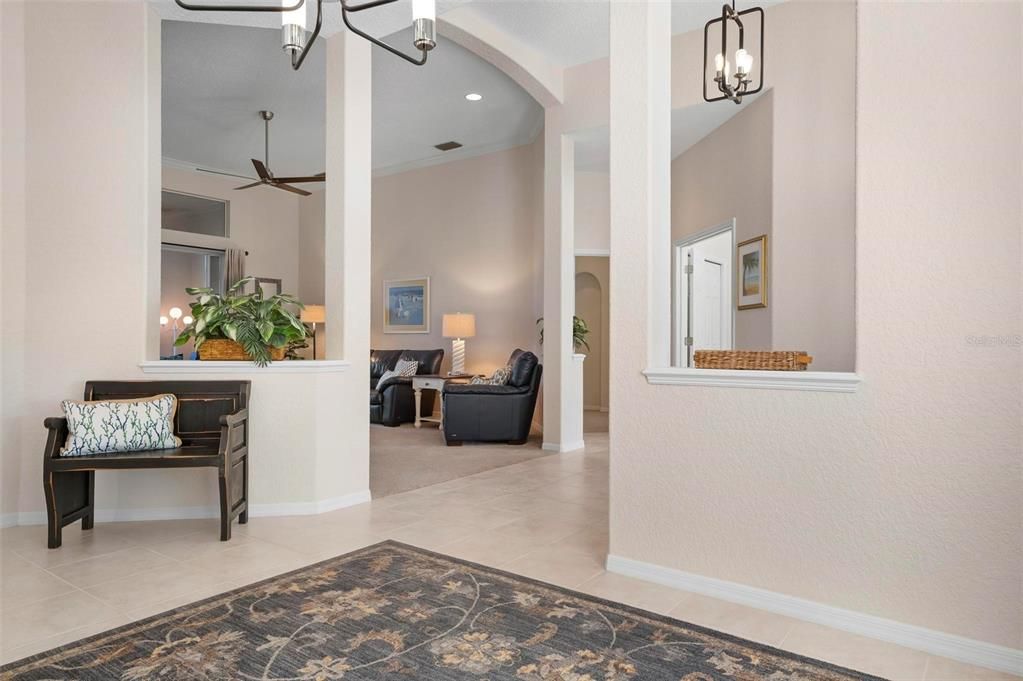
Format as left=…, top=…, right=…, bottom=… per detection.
left=703, top=1, right=764, bottom=104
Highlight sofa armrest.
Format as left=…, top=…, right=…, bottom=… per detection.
left=43, top=417, right=68, bottom=460
left=443, top=384, right=530, bottom=396
left=376, top=376, right=413, bottom=393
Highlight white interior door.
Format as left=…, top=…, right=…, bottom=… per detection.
left=673, top=224, right=734, bottom=367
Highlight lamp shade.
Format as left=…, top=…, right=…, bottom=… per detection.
left=301, top=305, right=326, bottom=324
left=442, top=313, right=476, bottom=338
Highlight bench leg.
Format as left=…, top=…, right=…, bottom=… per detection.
left=81, top=471, right=95, bottom=531
left=218, top=471, right=232, bottom=541
left=238, top=455, right=249, bottom=525
left=44, top=470, right=95, bottom=549
left=44, top=472, right=62, bottom=549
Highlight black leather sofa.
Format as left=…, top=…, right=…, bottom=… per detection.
left=442, top=349, right=542, bottom=446
left=370, top=349, right=444, bottom=427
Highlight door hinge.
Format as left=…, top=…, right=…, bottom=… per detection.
left=684, top=264, right=694, bottom=274
left=684, top=336, right=694, bottom=346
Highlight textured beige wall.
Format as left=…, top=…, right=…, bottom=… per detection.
left=609, top=0, right=1022, bottom=649
left=3, top=0, right=169, bottom=515
left=768, top=1, right=856, bottom=372
left=298, top=188, right=326, bottom=359
left=298, top=189, right=326, bottom=305
left=371, top=139, right=543, bottom=376
left=1, top=0, right=28, bottom=519
left=672, top=91, right=773, bottom=352
left=575, top=171, right=610, bottom=253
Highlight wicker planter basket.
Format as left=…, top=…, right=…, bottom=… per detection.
left=694, top=350, right=812, bottom=371
left=199, top=338, right=286, bottom=362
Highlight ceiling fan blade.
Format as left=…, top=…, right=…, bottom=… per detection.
left=251, top=159, right=271, bottom=180
left=271, top=182, right=312, bottom=197
left=234, top=181, right=264, bottom=190
left=271, top=175, right=327, bottom=184
left=197, top=168, right=257, bottom=181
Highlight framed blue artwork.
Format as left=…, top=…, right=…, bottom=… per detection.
left=383, top=277, right=430, bottom=333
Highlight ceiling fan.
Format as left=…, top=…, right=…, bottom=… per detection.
left=197, top=110, right=324, bottom=197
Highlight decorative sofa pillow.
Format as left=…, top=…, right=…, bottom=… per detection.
left=60, top=394, right=182, bottom=457
left=469, top=365, right=512, bottom=386
left=376, top=358, right=419, bottom=389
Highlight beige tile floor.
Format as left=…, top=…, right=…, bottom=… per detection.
left=0, top=433, right=1013, bottom=679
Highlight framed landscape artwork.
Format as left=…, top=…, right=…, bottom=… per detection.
left=737, top=235, right=768, bottom=310
left=383, top=277, right=430, bottom=334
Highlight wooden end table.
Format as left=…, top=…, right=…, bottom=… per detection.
left=413, top=374, right=473, bottom=429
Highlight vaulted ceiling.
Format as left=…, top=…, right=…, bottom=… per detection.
left=156, top=0, right=776, bottom=177
left=161, top=19, right=542, bottom=178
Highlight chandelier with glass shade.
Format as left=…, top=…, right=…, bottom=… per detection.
left=174, top=0, right=437, bottom=69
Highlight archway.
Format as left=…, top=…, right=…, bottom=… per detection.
left=575, top=263, right=609, bottom=432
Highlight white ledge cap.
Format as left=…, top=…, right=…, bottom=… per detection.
left=643, top=367, right=860, bottom=393
left=140, top=360, right=351, bottom=374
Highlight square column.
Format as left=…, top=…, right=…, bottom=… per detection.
left=322, top=30, right=372, bottom=500
left=609, top=0, right=671, bottom=374
left=542, top=108, right=583, bottom=452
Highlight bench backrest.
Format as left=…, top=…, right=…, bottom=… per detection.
left=83, top=381, right=250, bottom=447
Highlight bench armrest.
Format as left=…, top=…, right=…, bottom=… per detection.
left=219, top=408, right=249, bottom=427
left=43, top=417, right=68, bottom=460
left=219, top=408, right=248, bottom=461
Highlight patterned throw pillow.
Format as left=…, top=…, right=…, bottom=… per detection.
left=469, top=365, right=512, bottom=385
left=60, top=394, right=182, bottom=457
left=376, top=358, right=419, bottom=389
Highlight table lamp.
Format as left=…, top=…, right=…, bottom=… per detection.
left=442, top=313, right=476, bottom=376
left=301, top=305, right=326, bottom=359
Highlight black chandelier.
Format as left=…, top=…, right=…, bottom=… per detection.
left=703, top=1, right=763, bottom=104
left=173, top=0, right=436, bottom=68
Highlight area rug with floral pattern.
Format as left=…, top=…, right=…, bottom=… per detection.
left=1, top=541, right=883, bottom=680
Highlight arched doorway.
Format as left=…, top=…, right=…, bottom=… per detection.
left=575, top=260, right=609, bottom=432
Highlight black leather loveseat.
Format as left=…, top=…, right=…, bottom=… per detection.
left=442, top=349, right=542, bottom=446
left=370, top=349, right=444, bottom=427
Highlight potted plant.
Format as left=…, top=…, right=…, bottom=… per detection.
left=536, top=316, right=590, bottom=352
left=174, top=277, right=309, bottom=366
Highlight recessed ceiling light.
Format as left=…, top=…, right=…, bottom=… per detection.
left=465, top=93, right=483, bottom=102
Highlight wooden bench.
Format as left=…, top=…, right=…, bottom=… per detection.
left=42, top=380, right=251, bottom=548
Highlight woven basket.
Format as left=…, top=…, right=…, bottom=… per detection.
left=199, top=338, right=286, bottom=362
left=694, top=350, right=812, bottom=371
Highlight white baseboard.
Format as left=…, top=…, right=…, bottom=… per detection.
left=2, top=490, right=373, bottom=528
left=605, top=554, right=1023, bottom=676
left=250, top=490, right=373, bottom=516
left=542, top=440, right=586, bottom=453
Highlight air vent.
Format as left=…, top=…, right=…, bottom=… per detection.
left=434, top=141, right=463, bottom=152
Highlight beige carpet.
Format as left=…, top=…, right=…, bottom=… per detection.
left=370, top=423, right=550, bottom=498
